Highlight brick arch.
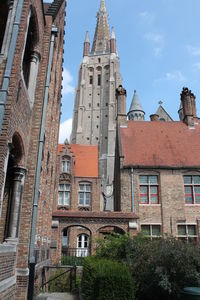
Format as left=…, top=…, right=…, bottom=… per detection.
left=11, top=131, right=25, bottom=166
left=96, top=225, right=126, bottom=235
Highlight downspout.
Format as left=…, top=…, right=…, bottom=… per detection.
left=28, top=26, right=58, bottom=300
left=131, top=168, right=134, bottom=213
left=0, top=0, right=24, bottom=135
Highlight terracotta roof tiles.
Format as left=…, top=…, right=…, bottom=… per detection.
left=120, top=121, right=200, bottom=168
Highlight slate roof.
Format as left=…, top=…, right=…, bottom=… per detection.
left=58, top=144, right=99, bottom=178
left=120, top=121, right=200, bottom=168
left=129, top=90, right=144, bottom=113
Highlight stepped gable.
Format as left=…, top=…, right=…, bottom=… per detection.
left=44, top=0, right=64, bottom=20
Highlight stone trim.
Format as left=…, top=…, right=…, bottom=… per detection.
left=0, top=243, right=17, bottom=253
left=16, top=268, right=29, bottom=277
left=0, top=276, right=16, bottom=293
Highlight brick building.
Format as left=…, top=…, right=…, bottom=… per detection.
left=114, top=86, right=200, bottom=242
left=0, top=0, right=65, bottom=299
left=51, top=142, right=137, bottom=263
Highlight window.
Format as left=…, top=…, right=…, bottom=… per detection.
left=98, top=74, right=101, bottom=86
left=61, top=160, right=70, bottom=173
left=141, top=224, right=161, bottom=238
left=58, top=184, right=70, bottom=206
left=177, top=224, right=197, bottom=243
left=79, top=183, right=91, bottom=207
left=89, top=75, right=93, bottom=85
left=139, top=175, right=159, bottom=204
left=184, top=175, right=200, bottom=204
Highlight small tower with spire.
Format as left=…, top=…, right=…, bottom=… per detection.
left=83, top=31, right=90, bottom=57
left=128, top=90, right=145, bottom=121
left=110, top=27, right=117, bottom=54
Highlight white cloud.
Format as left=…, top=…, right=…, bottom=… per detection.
left=154, top=70, right=186, bottom=85
left=145, top=33, right=163, bottom=44
left=139, top=11, right=155, bottom=24
left=186, top=45, right=200, bottom=56
left=62, top=68, right=74, bottom=95
left=59, top=118, right=72, bottom=143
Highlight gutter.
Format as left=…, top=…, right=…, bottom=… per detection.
left=27, top=25, right=58, bottom=300
left=0, top=0, right=24, bottom=135
left=131, top=168, right=134, bottom=213
left=124, top=165, right=200, bottom=170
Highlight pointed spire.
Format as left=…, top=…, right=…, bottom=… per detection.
left=83, top=31, right=90, bottom=57
left=128, top=90, right=145, bottom=121
left=85, top=31, right=90, bottom=43
left=91, top=0, right=110, bottom=54
left=111, top=27, right=116, bottom=39
left=100, top=0, right=107, bottom=12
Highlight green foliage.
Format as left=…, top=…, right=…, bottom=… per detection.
left=127, top=236, right=200, bottom=300
left=97, top=233, right=200, bottom=300
left=48, top=269, right=70, bottom=293
left=62, top=255, right=85, bottom=266
left=95, top=233, right=129, bottom=261
left=82, top=256, right=135, bottom=300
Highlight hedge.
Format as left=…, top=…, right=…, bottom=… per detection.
left=81, top=257, right=135, bottom=300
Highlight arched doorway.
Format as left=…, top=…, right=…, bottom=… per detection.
left=97, top=225, right=125, bottom=239
left=61, top=225, right=91, bottom=265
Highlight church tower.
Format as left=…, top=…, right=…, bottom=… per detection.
left=71, top=0, right=122, bottom=210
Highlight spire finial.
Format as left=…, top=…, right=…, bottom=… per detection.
left=100, top=0, right=107, bottom=12
left=158, top=100, right=163, bottom=105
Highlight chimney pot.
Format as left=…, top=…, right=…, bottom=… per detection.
left=150, top=114, right=159, bottom=122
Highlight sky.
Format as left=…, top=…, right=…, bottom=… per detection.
left=57, top=0, right=200, bottom=143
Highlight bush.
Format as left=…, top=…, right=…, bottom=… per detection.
left=126, top=235, right=200, bottom=300
left=48, top=268, right=70, bottom=293
left=82, top=256, right=135, bottom=300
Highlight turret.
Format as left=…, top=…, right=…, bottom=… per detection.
left=83, top=31, right=90, bottom=57
left=128, top=90, right=145, bottom=121
left=181, top=87, right=197, bottom=127
left=110, top=27, right=117, bottom=54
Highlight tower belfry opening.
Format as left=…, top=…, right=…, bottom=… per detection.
left=71, top=0, right=122, bottom=211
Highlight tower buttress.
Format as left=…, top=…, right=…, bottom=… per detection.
left=83, top=31, right=90, bottom=57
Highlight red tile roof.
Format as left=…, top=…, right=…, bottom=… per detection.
left=58, top=144, right=98, bottom=177
left=120, top=121, right=200, bottom=168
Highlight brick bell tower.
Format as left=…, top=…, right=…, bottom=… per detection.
left=71, top=0, right=122, bottom=210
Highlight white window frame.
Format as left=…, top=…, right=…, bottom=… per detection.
left=58, top=183, right=70, bottom=206
left=78, top=182, right=91, bottom=207
left=61, top=159, right=70, bottom=173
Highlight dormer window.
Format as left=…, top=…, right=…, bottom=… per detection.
left=61, top=159, right=70, bottom=173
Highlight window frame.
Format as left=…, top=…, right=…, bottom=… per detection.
left=141, top=224, right=162, bottom=239
left=139, top=175, right=159, bottom=205
left=177, top=223, right=198, bottom=243
left=184, top=175, right=200, bottom=205
left=78, top=182, right=91, bottom=207
left=58, top=183, right=71, bottom=206
left=61, top=159, right=71, bottom=173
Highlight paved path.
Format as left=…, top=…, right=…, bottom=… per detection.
left=36, top=292, right=79, bottom=300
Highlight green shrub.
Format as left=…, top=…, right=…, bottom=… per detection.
left=62, top=255, right=85, bottom=266
left=82, top=257, right=135, bottom=300
left=48, top=268, right=70, bottom=293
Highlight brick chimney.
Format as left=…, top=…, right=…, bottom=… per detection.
left=116, top=85, right=127, bottom=126
left=181, top=87, right=197, bottom=127
left=150, top=114, right=159, bottom=121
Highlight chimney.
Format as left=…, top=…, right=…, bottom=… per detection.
left=116, top=85, right=127, bottom=126
left=150, top=114, right=159, bottom=122
left=181, top=87, right=197, bottom=127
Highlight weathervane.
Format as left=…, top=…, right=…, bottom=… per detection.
left=158, top=100, right=163, bottom=105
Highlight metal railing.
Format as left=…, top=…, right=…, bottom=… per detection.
left=62, top=247, right=90, bottom=266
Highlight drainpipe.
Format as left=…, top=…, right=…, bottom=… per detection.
left=0, top=0, right=24, bottom=135
left=131, top=168, right=134, bottom=213
left=28, top=26, right=58, bottom=300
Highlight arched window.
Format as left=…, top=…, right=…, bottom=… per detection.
left=22, top=11, right=40, bottom=107
left=77, top=234, right=89, bottom=257
left=61, top=157, right=71, bottom=173
left=79, top=182, right=91, bottom=207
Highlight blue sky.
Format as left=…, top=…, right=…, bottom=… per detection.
left=58, top=0, right=200, bottom=142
